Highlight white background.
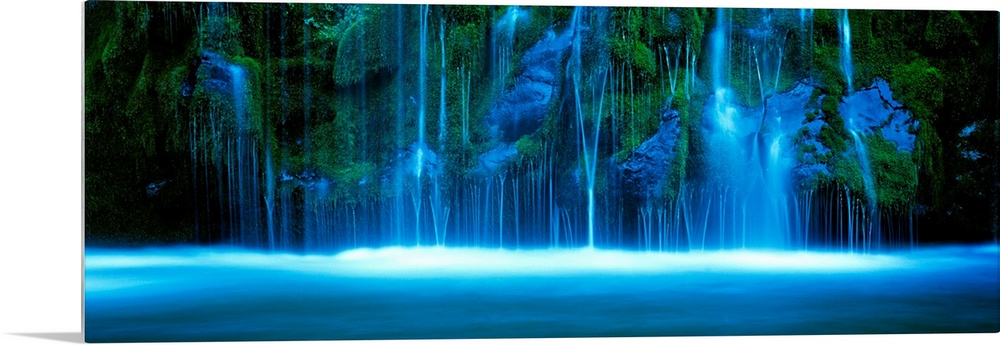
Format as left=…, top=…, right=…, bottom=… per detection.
left=0, top=0, right=996, bottom=344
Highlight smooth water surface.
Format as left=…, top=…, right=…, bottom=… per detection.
left=84, top=245, right=1000, bottom=342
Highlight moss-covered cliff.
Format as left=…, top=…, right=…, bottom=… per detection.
left=85, top=3, right=998, bottom=248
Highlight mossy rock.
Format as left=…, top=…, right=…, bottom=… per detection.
left=865, top=135, right=917, bottom=208
left=333, top=5, right=399, bottom=87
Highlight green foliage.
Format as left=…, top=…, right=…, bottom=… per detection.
left=231, top=56, right=266, bottom=135
left=924, top=11, right=976, bottom=53
left=308, top=3, right=365, bottom=46
left=84, top=3, right=1000, bottom=244
left=86, top=1, right=205, bottom=244
left=444, top=5, right=486, bottom=25
left=813, top=45, right=845, bottom=97
left=795, top=141, right=818, bottom=163
left=812, top=9, right=840, bottom=48
left=614, top=75, right=668, bottom=162
left=310, top=114, right=357, bottom=173
left=98, top=2, right=149, bottom=93
left=310, top=114, right=378, bottom=202
left=808, top=88, right=822, bottom=105
left=831, top=152, right=864, bottom=193
left=673, top=8, right=704, bottom=53
left=609, top=39, right=657, bottom=83
left=865, top=135, right=917, bottom=208
left=804, top=110, right=817, bottom=123
left=514, top=135, right=543, bottom=161
left=891, top=58, right=943, bottom=122
left=820, top=94, right=839, bottom=119
left=333, top=5, right=398, bottom=87
left=818, top=124, right=847, bottom=156
left=200, top=10, right=244, bottom=57
left=448, top=23, right=485, bottom=72
left=914, top=123, right=945, bottom=208
left=662, top=96, right=692, bottom=200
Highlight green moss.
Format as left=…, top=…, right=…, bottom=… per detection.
left=447, top=23, right=485, bottom=72
left=831, top=152, right=864, bottom=193
left=230, top=55, right=266, bottom=135
left=200, top=11, right=244, bottom=57
left=814, top=45, right=846, bottom=97
left=913, top=122, right=945, bottom=208
left=98, top=2, right=149, bottom=93
left=311, top=113, right=377, bottom=202
left=808, top=88, right=822, bottom=105
left=820, top=94, right=839, bottom=118
left=614, top=81, right=666, bottom=162
left=796, top=142, right=818, bottom=163
left=804, top=110, right=818, bottom=123
left=662, top=100, right=690, bottom=201
left=632, top=42, right=658, bottom=81
left=514, top=135, right=543, bottom=161
left=812, top=9, right=840, bottom=49
left=891, top=58, right=943, bottom=122
left=865, top=135, right=917, bottom=208
left=609, top=39, right=657, bottom=83
left=123, top=54, right=158, bottom=158
left=924, top=11, right=976, bottom=53
left=333, top=5, right=398, bottom=87
left=818, top=124, right=847, bottom=156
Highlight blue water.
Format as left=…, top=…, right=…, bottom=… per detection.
left=84, top=245, right=1000, bottom=342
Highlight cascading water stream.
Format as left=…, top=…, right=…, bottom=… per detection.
left=433, top=17, right=449, bottom=246
left=568, top=7, right=607, bottom=249
left=415, top=4, right=430, bottom=246
left=395, top=4, right=405, bottom=245
left=850, top=129, right=878, bottom=252
left=164, top=5, right=927, bottom=253
left=840, top=10, right=853, bottom=93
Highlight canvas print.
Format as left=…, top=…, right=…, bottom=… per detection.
left=84, top=1, right=999, bottom=342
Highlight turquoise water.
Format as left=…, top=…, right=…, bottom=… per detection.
left=84, top=245, right=999, bottom=342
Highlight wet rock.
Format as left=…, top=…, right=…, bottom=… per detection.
left=375, top=141, right=444, bottom=187
left=487, top=26, right=575, bottom=142
left=473, top=143, right=518, bottom=177
left=840, top=78, right=918, bottom=152
left=146, top=180, right=169, bottom=197
left=619, top=108, right=682, bottom=200
left=701, top=82, right=835, bottom=188
left=395, top=141, right=442, bottom=179
left=196, top=51, right=236, bottom=93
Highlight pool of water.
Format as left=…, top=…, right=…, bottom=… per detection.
left=84, top=245, right=1000, bottom=342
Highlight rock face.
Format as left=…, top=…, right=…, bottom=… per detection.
left=196, top=51, right=239, bottom=94
left=758, top=83, right=836, bottom=186
left=619, top=108, right=682, bottom=200
left=840, top=78, right=918, bottom=152
left=486, top=27, right=575, bottom=142
left=473, top=143, right=518, bottom=177
left=775, top=83, right=833, bottom=185
left=475, top=24, right=577, bottom=178
left=792, top=114, right=833, bottom=184
left=700, top=82, right=828, bottom=188
left=383, top=142, right=442, bottom=181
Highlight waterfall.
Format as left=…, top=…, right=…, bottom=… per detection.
left=711, top=8, right=728, bottom=91
left=414, top=4, right=430, bottom=246
left=231, top=64, right=262, bottom=247
left=850, top=130, right=878, bottom=252
left=432, top=16, right=448, bottom=246
left=494, top=6, right=526, bottom=88
left=157, top=5, right=931, bottom=253
left=187, top=54, right=267, bottom=248
left=567, top=7, right=608, bottom=248
left=395, top=4, right=405, bottom=245
left=839, top=10, right=853, bottom=93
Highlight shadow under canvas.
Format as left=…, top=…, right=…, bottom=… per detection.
left=10, top=332, right=83, bottom=344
